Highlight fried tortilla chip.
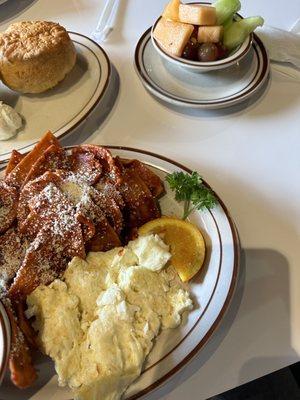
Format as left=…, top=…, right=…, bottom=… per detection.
left=6, top=131, right=60, bottom=188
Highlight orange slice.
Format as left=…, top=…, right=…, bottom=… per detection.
left=138, top=216, right=205, bottom=282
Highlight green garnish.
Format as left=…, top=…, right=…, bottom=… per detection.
left=166, top=172, right=217, bottom=220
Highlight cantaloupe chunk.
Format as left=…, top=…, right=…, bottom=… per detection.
left=162, top=0, right=181, bottom=21
left=198, top=26, right=224, bottom=43
left=153, top=18, right=194, bottom=57
left=179, top=4, right=217, bottom=26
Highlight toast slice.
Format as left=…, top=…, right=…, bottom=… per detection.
left=5, top=131, right=60, bottom=188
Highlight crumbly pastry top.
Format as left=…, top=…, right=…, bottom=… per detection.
left=0, top=21, right=72, bottom=61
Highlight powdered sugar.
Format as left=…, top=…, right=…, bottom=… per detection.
left=0, top=229, right=27, bottom=292
left=1, top=145, right=163, bottom=303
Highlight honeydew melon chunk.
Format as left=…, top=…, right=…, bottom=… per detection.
left=162, top=0, right=181, bottom=21
left=198, top=26, right=224, bottom=43
left=179, top=4, right=217, bottom=26
left=222, top=16, right=234, bottom=31
left=223, top=16, right=264, bottom=49
left=214, top=0, right=241, bottom=25
left=153, top=18, right=194, bottom=57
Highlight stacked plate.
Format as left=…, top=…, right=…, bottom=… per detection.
left=135, top=28, right=270, bottom=109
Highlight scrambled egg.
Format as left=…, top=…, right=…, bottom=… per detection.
left=26, top=234, right=193, bottom=400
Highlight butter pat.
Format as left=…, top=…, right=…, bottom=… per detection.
left=179, top=4, right=217, bottom=26
left=0, top=101, right=23, bottom=141
left=153, top=18, right=194, bottom=57
left=128, top=234, right=171, bottom=271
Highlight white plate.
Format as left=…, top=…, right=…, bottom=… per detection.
left=135, top=29, right=270, bottom=109
left=0, top=147, right=240, bottom=400
left=0, top=32, right=111, bottom=165
left=0, top=302, right=10, bottom=385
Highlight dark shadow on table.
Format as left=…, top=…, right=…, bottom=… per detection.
left=141, top=248, right=246, bottom=400
left=237, top=251, right=298, bottom=387
left=210, top=363, right=300, bottom=399
left=144, top=247, right=296, bottom=400
left=0, top=0, right=37, bottom=24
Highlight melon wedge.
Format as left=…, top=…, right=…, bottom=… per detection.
left=153, top=18, right=194, bottom=57
left=198, top=25, right=224, bottom=43
left=162, top=0, right=181, bottom=22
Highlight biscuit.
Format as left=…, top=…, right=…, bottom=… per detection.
left=0, top=21, right=76, bottom=93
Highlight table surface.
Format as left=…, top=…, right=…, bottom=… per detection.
left=1, top=0, right=300, bottom=399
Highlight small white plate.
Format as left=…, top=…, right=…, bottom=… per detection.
left=0, top=147, right=240, bottom=400
left=0, top=32, right=111, bottom=164
left=135, top=29, right=269, bottom=109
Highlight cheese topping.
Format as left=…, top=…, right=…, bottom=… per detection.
left=26, top=234, right=193, bottom=400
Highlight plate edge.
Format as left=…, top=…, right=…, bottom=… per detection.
left=0, top=145, right=241, bottom=400
left=0, top=31, right=112, bottom=166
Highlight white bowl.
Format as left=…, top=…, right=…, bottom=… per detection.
left=0, top=301, right=11, bottom=384
left=151, top=15, right=252, bottom=73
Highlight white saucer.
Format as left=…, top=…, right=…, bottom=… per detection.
left=0, top=32, right=111, bottom=164
left=135, top=29, right=270, bottom=109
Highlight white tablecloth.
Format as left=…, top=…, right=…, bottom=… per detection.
left=1, top=1, right=300, bottom=399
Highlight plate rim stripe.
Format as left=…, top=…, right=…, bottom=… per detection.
left=0, top=145, right=240, bottom=400
left=134, top=30, right=269, bottom=108
left=141, top=34, right=261, bottom=103
left=142, top=210, right=223, bottom=374
left=103, top=146, right=241, bottom=400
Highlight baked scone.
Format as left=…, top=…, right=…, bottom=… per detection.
left=0, top=21, right=76, bottom=94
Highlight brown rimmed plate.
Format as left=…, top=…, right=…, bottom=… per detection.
left=135, top=28, right=269, bottom=109
left=0, top=301, right=10, bottom=386
left=0, top=32, right=111, bottom=165
left=0, top=147, right=240, bottom=400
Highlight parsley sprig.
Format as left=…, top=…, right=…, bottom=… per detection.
left=166, top=171, right=217, bottom=220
